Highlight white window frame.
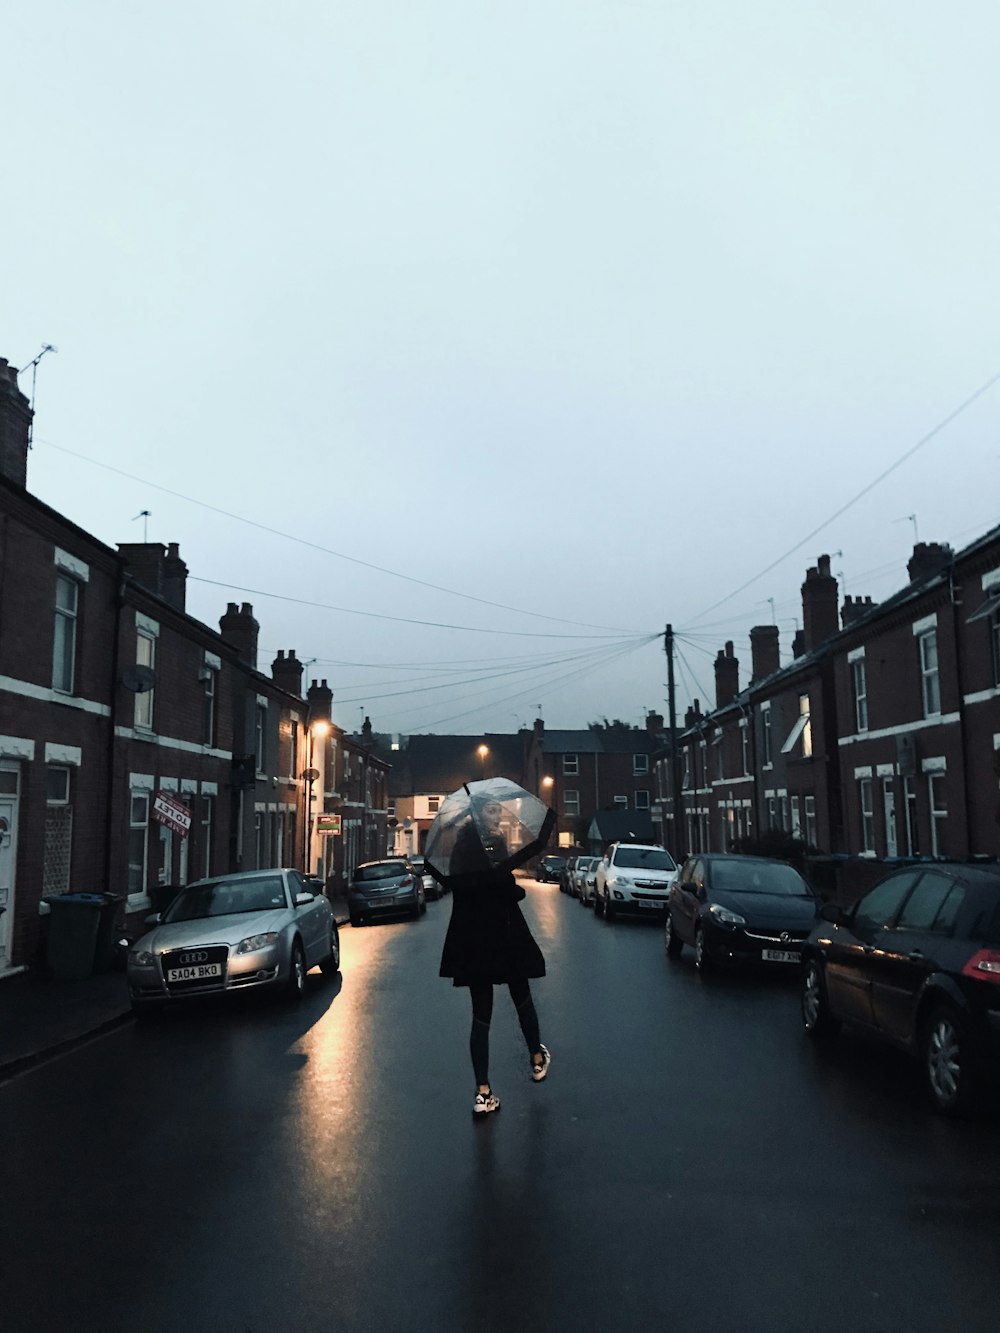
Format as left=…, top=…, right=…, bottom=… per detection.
left=52, top=575, right=79, bottom=694
left=134, top=630, right=156, bottom=730
left=563, top=789, right=580, bottom=817
left=851, top=656, right=869, bottom=732
left=859, top=777, right=875, bottom=854
left=804, top=795, right=817, bottom=847
left=632, top=753, right=649, bottom=775
left=127, top=791, right=151, bottom=908
left=634, top=789, right=650, bottom=810
left=917, top=629, right=941, bottom=718
left=563, top=754, right=579, bottom=776
left=928, top=773, right=947, bottom=857
left=761, top=703, right=772, bottom=767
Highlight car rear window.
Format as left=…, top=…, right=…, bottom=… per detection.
left=614, top=847, right=676, bottom=871
left=355, top=861, right=407, bottom=882
left=967, top=887, right=1000, bottom=943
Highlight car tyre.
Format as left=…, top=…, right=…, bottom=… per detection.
left=922, top=1002, right=976, bottom=1116
left=664, top=913, right=683, bottom=959
left=320, top=925, right=340, bottom=977
left=800, top=958, right=840, bottom=1040
left=694, top=926, right=713, bottom=973
left=594, top=891, right=604, bottom=918
left=604, top=895, right=617, bottom=923
left=286, top=940, right=307, bottom=1001
left=349, top=912, right=364, bottom=927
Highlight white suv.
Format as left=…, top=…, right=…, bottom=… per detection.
left=594, top=842, right=679, bottom=922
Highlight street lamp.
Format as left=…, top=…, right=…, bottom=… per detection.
left=302, top=720, right=330, bottom=873
left=477, top=743, right=489, bottom=779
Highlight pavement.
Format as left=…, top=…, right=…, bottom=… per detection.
left=0, top=896, right=350, bottom=1083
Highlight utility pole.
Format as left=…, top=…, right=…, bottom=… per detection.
left=665, top=625, right=683, bottom=852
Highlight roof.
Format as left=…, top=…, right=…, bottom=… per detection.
left=586, top=808, right=656, bottom=844
left=541, top=728, right=658, bottom=755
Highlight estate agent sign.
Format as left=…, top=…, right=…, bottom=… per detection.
left=152, top=790, right=193, bottom=838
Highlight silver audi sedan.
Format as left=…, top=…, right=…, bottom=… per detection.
left=126, top=868, right=340, bottom=1017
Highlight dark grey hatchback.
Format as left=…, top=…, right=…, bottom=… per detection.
left=800, top=863, right=1000, bottom=1115
left=348, top=859, right=426, bottom=926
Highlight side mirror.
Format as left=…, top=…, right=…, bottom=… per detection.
left=294, top=891, right=315, bottom=907
left=145, top=912, right=162, bottom=925
left=820, top=902, right=845, bottom=925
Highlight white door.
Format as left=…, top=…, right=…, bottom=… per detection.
left=0, top=773, right=21, bottom=972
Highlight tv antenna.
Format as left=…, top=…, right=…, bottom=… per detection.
left=895, top=514, right=919, bottom=544
left=18, top=343, right=58, bottom=448
left=132, top=510, right=151, bottom=541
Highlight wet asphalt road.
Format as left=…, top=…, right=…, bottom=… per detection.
left=2, top=879, right=999, bottom=1332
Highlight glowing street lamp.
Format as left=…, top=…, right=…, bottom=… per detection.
left=477, top=743, right=489, bottom=778
left=303, top=720, right=331, bottom=872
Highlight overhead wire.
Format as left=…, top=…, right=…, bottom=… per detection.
left=35, top=435, right=647, bottom=635
left=683, top=365, right=1000, bottom=626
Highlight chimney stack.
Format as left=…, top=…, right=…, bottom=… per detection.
left=306, top=677, right=333, bottom=724
left=714, top=641, right=740, bottom=708
left=792, top=628, right=806, bottom=657
left=0, top=358, right=31, bottom=488
left=749, top=625, right=780, bottom=682
left=841, top=594, right=877, bottom=628
left=533, top=717, right=544, bottom=737
left=801, top=554, right=839, bottom=650
left=645, top=710, right=664, bottom=732
left=907, top=541, right=952, bottom=584
left=684, top=699, right=703, bottom=729
left=118, top=541, right=188, bottom=612
left=219, top=602, right=260, bottom=668
left=271, top=649, right=304, bottom=696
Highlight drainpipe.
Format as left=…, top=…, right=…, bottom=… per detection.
left=104, top=574, right=126, bottom=897
left=949, top=567, right=974, bottom=855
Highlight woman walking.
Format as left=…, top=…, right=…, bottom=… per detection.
left=439, top=800, right=551, bottom=1115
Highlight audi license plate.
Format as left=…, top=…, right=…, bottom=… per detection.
left=166, top=963, right=222, bottom=981
left=761, top=949, right=799, bottom=963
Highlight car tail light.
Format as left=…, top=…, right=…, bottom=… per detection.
left=962, top=949, right=1000, bottom=985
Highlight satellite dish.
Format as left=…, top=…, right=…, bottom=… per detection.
left=121, top=664, right=157, bottom=693
left=301, top=767, right=320, bottom=781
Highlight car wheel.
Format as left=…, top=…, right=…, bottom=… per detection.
left=694, top=926, right=713, bottom=973
left=922, top=1003, right=976, bottom=1115
left=349, top=912, right=364, bottom=927
left=801, top=958, right=839, bottom=1040
left=320, top=925, right=340, bottom=977
left=604, top=895, right=617, bottom=923
left=664, top=913, right=683, bottom=959
left=286, top=941, right=307, bottom=1001
left=594, top=891, right=604, bottom=917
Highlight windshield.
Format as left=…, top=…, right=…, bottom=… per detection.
left=163, top=875, right=287, bottom=922
left=354, top=861, right=408, bottom=882
left=614, top=847, right=676, bottom=871
left=711, top=860, right=810, bottom=896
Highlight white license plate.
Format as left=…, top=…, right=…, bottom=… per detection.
left=167, top=963, right=222, bottom=981
left=635, top=898, right=666, bottom=908
left=761, top=949, right=799, bottom=963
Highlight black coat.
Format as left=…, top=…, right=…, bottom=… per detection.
left=439, top=868, right=546, bottom=987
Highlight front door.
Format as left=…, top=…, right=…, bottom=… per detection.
left=0, top=768, right=21, bottom=972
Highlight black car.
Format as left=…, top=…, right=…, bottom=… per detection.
left=665, top=854, right=819, bottom=971
left=347, top=859, right=426, bottom=926
left=800, top=863, right=1000, bottom=1115
left=537, top=855, right=567, bottom=884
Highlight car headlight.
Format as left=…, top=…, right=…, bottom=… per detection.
left=709, top=904, right=746, bottom=927
left=235, top=932, right=280, bottom=954
left=611, top=875, right=632, bottom=888
left=129, top=949, right=156, bottom=967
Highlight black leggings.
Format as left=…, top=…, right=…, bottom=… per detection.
left=469, top=978, right=541, bottom=1087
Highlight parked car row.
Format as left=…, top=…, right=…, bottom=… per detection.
left=559, top=842, right=1000, bottom=1116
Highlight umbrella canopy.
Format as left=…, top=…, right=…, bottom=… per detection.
left=424, top=777, right=556, bottom=885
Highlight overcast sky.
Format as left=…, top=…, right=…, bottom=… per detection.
left=4, top=2, right=999, bottom=737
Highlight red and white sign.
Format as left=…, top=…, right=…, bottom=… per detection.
left=152, top=790, right=193, bottom=838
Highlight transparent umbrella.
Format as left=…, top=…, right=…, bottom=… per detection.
left=424, top=777, right=556, bottom=886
